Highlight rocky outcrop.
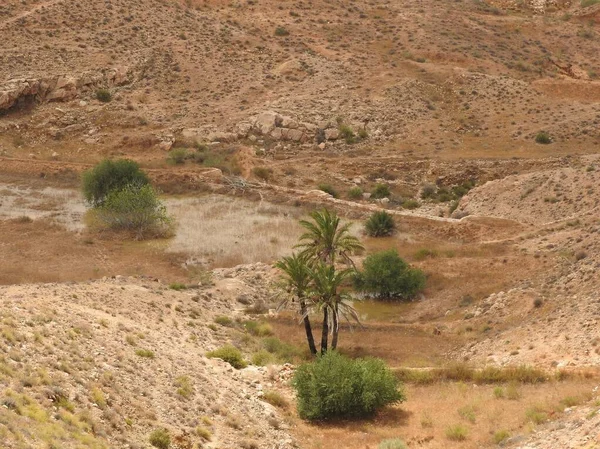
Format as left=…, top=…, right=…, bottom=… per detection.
left=0, top=67, right=130, bottom=111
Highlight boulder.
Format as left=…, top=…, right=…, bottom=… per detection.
left=254, top=111, right=282, bottom=134
left=324, top=128, right=339, bottom=140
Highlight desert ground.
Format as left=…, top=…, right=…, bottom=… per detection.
left=1, top=0, right=600, bottom=448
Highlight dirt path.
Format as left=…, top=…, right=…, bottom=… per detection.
left=0, top=0, right=66, bottom=29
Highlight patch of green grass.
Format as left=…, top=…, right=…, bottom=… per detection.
left=445, top=424, right=468, bottom=441
left=317, top=183, right=339, bottom=198
left=206, top=345, right=247, bottom=369
left=149, top=428, right=170, bottom=449
left=493, top=430, right=510, bottom=444
left=169, top=282, right=187, bottom=291
left=196, top=426, right=212, bottom=441
left=243, top=321, right=273, bottom=337
left=262, top=390, right=289, bottom=408
left=251, top=350, right=276, bottom=366
left=174, top=376, right=194, bottom=399
left=378, top=439, right=407, bottom=449
left=582, top=0, right=600, bottom=7
left=135, top=349, right=155, bottom=358
left=214, top=316, right=234, bottom=327
left=526, top=406, right=548, bottom=425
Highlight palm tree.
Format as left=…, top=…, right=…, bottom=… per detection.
left=275, top=253, right=317, bottom=355
left=309, top=263, right=359, bottom=353
left=296, top=208, right=364, bottom=266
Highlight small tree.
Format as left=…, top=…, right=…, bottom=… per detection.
left=309, top=263, right=358, bottom=353
left=95, top=184, right=172, bottom=239
left=365, top=211, right=396, bottom=237
left=297, top=208, right=363, bottom=265
left=354, top=249, right=425, bottom=300
left=82, top=159, right=149, bottom=206
left=276, top=253, right=317, bottom=355
left=293, top=351, right=405, bottom=420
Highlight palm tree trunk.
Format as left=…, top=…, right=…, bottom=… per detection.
left=300, top=300, right=317, bottom=355
left=331, top=307, right=339, bottom=350
left=321, top=308, right=329, bottom=354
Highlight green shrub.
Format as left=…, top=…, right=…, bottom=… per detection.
left=82, top=159, right=149, bottom=207
left=348, top=186, right=363, bottom=200
left=96, top=89, right=112, bottom=103
left=292, top=351, right=405, bottom=420
left=413, top=248, right=438, bottom=261
left=243, top=321, right=273, bottom=337
left=420, top=183, right=437, bottom=199
left=365, top=211, right=396, bottom=237
left=206, top=345, right=247, bottom=369
left=446, top=424, right=468, bottom=441
left=526, top=406, right=548, bottom=424
left=251, top=350, right=275, bottom=366
left=354, top=249, right=426, bottom=300
left=371, top=183, right=391, bottom=199
left=252, top=166, right=273, bottom=181
left=214, top=316, right=234, bottom=327
left=535, top=131, right=552, bottom=144
left=94, top=184, right=173, bottom=239
left=262, top=390, right=288, bottom=408
left=493, top=430, right=510, bottom=444
left=338, top=124, right=356, bottom=144
left=402, top=199, right=419, bottom=209
left=262, top=337, right=301, bottom=363
left=149, top=428, right=170, bottom=449
left=196, top=426, right=212, bottom=441
left=275, top=26, right=289, bottom=36
left=169, top=283, right=186, bottom=291
left=582, top=0, right=600, bottom=7
left=167, top=148, right=188, bottom=165
left=378, top=439, right=407, bottom=449
left=135, top=349, right=155, bottom=358
left=317, top=183, right=339, bottom=198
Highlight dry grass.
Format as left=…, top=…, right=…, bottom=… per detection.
left=292, top=379, right=598, bottom=449
left=166, top=195, right=304, bottom=268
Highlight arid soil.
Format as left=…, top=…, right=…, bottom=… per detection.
left=2, top=0, right=600, bottom=448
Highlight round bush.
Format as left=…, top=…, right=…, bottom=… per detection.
left=96, top=88, right=112, bottom=103
left=371, top=183, right=391, bottom=199
left=82, top=159, right=149, bottom=207
left=535, top=131, right=552, bottom=144
left=149, top=428, right=170, bottom=449
left=292, top=351, right=405, bottom=420
left=94, top=184, right=172, bottom=239
left=365, top=210, right=396, bottom=237
left=354, top=249, right=426, bottom=300
left=206, top=345, right=247, bottom=369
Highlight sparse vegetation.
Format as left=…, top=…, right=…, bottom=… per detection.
left=378, top=439, right=407, bottom=449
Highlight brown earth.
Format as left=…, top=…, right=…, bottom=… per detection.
left=2, top=0, right=600, bottom=448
